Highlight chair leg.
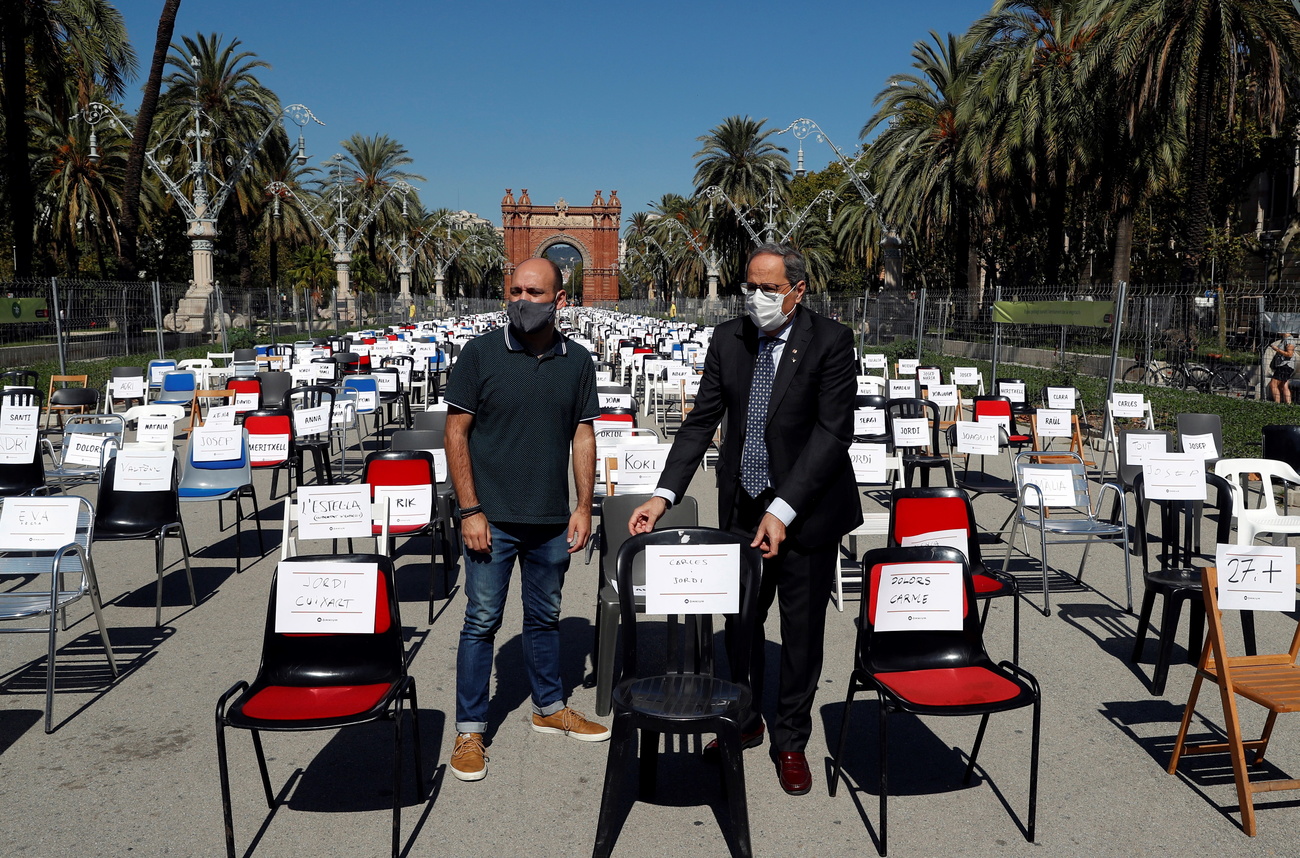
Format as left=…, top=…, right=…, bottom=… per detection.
left=878, top=697, right=890, bottom=856
left=595, top=597, right=618, bottom=717
left=391, top=694, right=404, bottom=858
left=963, top=713, right=991, bottom=785
left=715, top=722, right=752, bottom=858
left=43, top=608, right=59, bottom=733
left=1241, top=610, right=1258, bottom=656
left=1150, top=595, right=1184, bottom=696
left=175, top=522, right=197, bottom=608
left=1027, top=688, right=1041, bottom=842
left=1038, top=527, right=1051, bottom=617
left=154, top=534, right=166, bottom=628
left=232, top=495, right=244, bottom=575
left=248, top=486, right=265, bottom=555
left=1132, top=589, right=1157, bottom=663
left=829, top=681, right=860, bottom=797
left=638, top=729, right=659, bottom=799
left=593, top=717, right=637, bottom=858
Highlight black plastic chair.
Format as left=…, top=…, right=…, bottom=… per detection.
left=1115, top=429, right=1174, bottom=543
left=215, top=553, right=424, bottom=858
left=1176, top=412, right=1224, bottom=467
left=854, top=393, right=893, bottom=451
left=255, top=371, right=293, bottom=410
left=231, top=348, right=258, bottom=363
left=995, top=377, right=1035, bottom=418
left=372, top=365, right=411, bottom=441
left=285, top=385, right=336, bottom=486
left=589, top=494, right=700, bottom=716
left=0, top=447, right=46, bottom=497
left=593, top=528, right=762, bottom=858
left=413, top=409, right=448, bottom=434
left=0, top=369, right=38, bottom=389
left=831, top=545, right=1040, bottom=855
left=885, top=398, right=953, bottom=487
left=1261, top=423, right=1300, bottom=474
left=1131, top=471, right=1256, bottom=695
left=94, top=454, right=195, bottom=627
left=45, top=386, right=99, bottom=432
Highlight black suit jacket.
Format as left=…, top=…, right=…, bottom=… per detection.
left=657, top=306, right=863, bottom=547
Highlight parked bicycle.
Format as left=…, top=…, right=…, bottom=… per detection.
left=1122, top=352, right=1251, bottom=397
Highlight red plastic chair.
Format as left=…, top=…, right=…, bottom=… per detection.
left=227, top=377, right=261, bottom=415
left=244, top=410, right=298, bottom=499
left=831, top=545, right=1040, bottom=855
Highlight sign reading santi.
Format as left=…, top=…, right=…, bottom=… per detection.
left=274, top=560, right=378, bottom=634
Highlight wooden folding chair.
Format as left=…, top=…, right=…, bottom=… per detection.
left=1168, top=566, right=1300, bottom=836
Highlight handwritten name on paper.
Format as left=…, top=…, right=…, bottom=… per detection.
left=274, top=560, right=378, bottom=634
left=873, top=562, right=963, bottom=632
left=1216, top=545, right=1297, bottom=612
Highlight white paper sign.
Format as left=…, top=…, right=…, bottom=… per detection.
left=1111, top=393, right=1145, bottom=418
left=354, top=390, right=377, bottom=412
left=429, top=448, right=448, bottom=483
left=63, top=433, right=108, bottom=467
left=873, top=562, right=964, bottom=632
left=1142, top=454, right=1207, bottom=501
left=314, top=361, right=336, bottom=380
left=233, top=391, right=258, bottom=412
left=274, top=560, right=378, bottom=634
left=854, top=408, right=885, bottom=437
left=593, top=420, right=633, bottom=445
left=664, top=365, right=693, bottom=381
left=849, top=442, right=887, bottom=483
left=113, top=448, right=173, bottom=492
left=1020, top=467, right=1077, bottom=508
left=297, top=484, right=371, bottom=539
left=855, top=376, right=880, bottom=396
left=111, top=376, right=146, bottom=399
left=1125, top=433, right=1165, bottom=466
left=1181, top=432, right=1218, bottom=460
left=248, top=433, right=289, bottom=464
left=927, top=384, right=959, bottom=408
left=618, top=444, right=669, bottom=487
left=977, top=414, right=1011, bottom=436
left=0, top=497, right=79, bottom=550
left=952, top=367, right=978, bottom=385
left=955, top=421, right=999, bottom=456
left=332, top=400, right=356, bottom=427
left=1215, top=544, right=1297, bottom=612
left=891, top=417, right=929, bottom=449
left=375, top=373, right=399, bottom=393
left=374, top=484, right=433, bottom=528
left=862, top=353, right=887, bottom=370
left=205, top=405, right=236, bottom=427
left=998, top=381, right=1026, bottom=403
left=1047, top=387, right=1076, bottom=410
left=897, top=359, right=919, bottom=376
left=598, top=392, right=632, bottom=409
left=901, top=528, right=970, bottom=561
left=136, top=415, right=176, bottom=445
left=192, top=427, right=242, bottom=462
left=294, top=405, right=329, bottom=437
left=644, top=542, right=740, bottom=615
left=1036, top=409, right=1072, bottom=438
left=149, top=365, right=171, bottom=385
left=888, top=378, right=917, bottom=400
left=917, top=368, right=942, bottom=387
left=0, top=406, right=39, bottom=464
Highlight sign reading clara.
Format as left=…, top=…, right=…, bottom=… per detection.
left=644, top=543, right=740, bottom=615
left=273, top=559, right=378, bottom=634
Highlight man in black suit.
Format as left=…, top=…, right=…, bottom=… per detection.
left=629, top=242, right=861, bottom=795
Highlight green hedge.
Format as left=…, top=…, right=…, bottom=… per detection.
left=862, top=338, right=1294, bottom=458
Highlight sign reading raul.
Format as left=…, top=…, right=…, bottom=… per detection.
left=992, top=300, right=1115, bottom=328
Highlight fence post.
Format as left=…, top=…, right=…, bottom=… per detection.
left=215, top=282, right=230, bottom=352
left=268, top=286, right=277, bottom=346
left=151, top=280, right=165, bottom=359
left=1104, top=280, right=1127, bottom=408
left=1259, top=295, right=1268, bottom=401
left=991, top=282, right=1003, bottom=381
left=916, top=285, right=927, bottom=360
left=49, top=277, right=67, bottom=374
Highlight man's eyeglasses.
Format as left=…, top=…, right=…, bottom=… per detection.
left=738, top=281, right=792, bottom=296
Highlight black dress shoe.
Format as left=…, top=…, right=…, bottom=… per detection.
left=776, top=751, right=812, bottom=795
left=701, top=724, right=765, bottom=763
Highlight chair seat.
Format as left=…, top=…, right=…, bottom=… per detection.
left=1240, top=514, right=1300, bottom=534
left=1143, top=566, right=1204, bottom=591
left=0, top=589, right=88, bottom=620
left=180, top=486, right=240, bottom=499
left=973, top=571, right=1013, bottom=597
left=1023, top=518, right=1123, bottom=536
left=875, top=665, right=1027, bottom=710
left=614, top=674, right=750, bottom=721
left=371, top=523, right=431, bottom=536
left=95, top=523, right=171, bottom=540
left=232, top=681, right=399, bottom=727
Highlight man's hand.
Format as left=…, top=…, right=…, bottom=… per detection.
left=461, top=512, right=491, bottom=553
left=628, top=496, right=669, bottom=535
left=567, top=508, right=592, bottom=554
left=751, top=513, right=786, bottom=559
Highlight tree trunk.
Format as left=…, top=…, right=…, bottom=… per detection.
left=2, top=2, right=35, bottom=278
left=235, top=210, right=253, bottom=290
left=1178, top=7, right=1221, bottom=285
left=1044, top=159, right=1069, bottom=288
left=117, top=0, right=181, bottom=281
left=1111, top=205, right=1134, bottom=288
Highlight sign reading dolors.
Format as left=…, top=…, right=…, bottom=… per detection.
left=273, top=559, right=378, bottom=633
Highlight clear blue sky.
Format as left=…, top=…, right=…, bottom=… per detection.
left=115, top=1, right=989, bottom=227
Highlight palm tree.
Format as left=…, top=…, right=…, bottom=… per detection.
left=865, top=31, right=978, bottom=297
left=1110, top=0, right=1300, bottom=282
left=1, top=0, right=136, bottom=277
left=330, top=133, right=426, bottom=270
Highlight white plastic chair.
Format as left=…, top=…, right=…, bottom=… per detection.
left=1214, top=457, right=1300, bottom=546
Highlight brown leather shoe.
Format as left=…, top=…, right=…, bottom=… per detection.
left=776, top=751, right=812, bottom=795
left=701, top=724, right=765, bottom=763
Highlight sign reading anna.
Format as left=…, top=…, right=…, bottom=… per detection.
left=992, top=300, right=1115, bottom=328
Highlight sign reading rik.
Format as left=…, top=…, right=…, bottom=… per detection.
left=274, top=559, right=378, bottom=634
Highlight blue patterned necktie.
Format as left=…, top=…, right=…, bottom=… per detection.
left=741, top=336, right=778, bottom=498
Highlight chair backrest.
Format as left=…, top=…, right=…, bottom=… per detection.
left=180, top=427, right=252, bottom=490
left=256, top=371, right=293, bottom=409
left=160, top=370, right=197, bottom=394
left=341, top=376, right=379, bottom=413
left=49, top=386, right=99, bottom=410
left=0, top=438, right=45, bottom=496
left=995, top=377, right=1031, bottom=407
left=1118, top=430, right=1174, bottom=487
left=970, top=396, right=1021, bottom=442
left=1176, top=412, right=1224, bottom=459
left=599, top=495, right=700, bottom=586
left=0, top=369, right=39, bottom=388
left=362, top=450, right=435, bottom=492
left=285, top=385, right=337, bottom=437
left=146, top=360, right=176, bottom=387
left=390, top=428, right=446, bottom=453
left=859, top=545, right=980, bottom=674
left=232, top=348, right=258, bottom=362
left=887, top=487, right=983, bottom=570
left=55, top=415, right=125, bottom=468
left=0, top=494, right=93, bottom=550
left=1012, top=450, right=1090, bottom=511
left=0, top=387, right=43, bottom=409
left=95, top=453, right=181, bottom=531
left=885, top=398, right=940, bottom=453
left=228, top=378, right=261, bottom=413
left=258, top=553, right=404, bottom=688
left=614, top=527, right=762, bottom=680
left=412, top=410, right=447, bottom=433
left=1213, top=457, right=1300, bottom=516
left=244, top=409, right=294, bottom=466
left=854, top=394, right=891, bottom=444
left=1133, top=471, right=1232, bottom=571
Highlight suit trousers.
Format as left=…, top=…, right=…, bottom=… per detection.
left=726, top=487, right=836, bottom=753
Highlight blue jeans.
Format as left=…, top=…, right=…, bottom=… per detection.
left=455, top=521, right=571, bottom=733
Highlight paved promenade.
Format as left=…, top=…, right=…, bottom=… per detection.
left=1, top=432, right=1298, bottom=857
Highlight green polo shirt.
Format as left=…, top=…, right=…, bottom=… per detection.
left=444, top=326, right=599, bottom=524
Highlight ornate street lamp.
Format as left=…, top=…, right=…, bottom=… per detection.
left=700, top=182, right=836, bottom=245
left=80, top=95, right=322, bottom=334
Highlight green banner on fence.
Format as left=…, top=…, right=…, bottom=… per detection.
left=992, top=300, right=1115, bottom=328
left=0, top=298, right=49, bottom=324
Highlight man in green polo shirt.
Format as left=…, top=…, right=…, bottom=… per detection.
left=443, top=256, right=607, bottom=783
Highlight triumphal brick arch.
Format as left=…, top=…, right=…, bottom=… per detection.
left=501, top=189, right=621, bottom=303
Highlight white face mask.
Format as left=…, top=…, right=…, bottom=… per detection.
left=746, top=288, right=793, bottom=332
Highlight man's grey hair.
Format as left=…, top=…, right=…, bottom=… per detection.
left=747, top=242, right=807, bottom=287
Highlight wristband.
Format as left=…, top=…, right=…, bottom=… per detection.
left=459, top=504, right=484, bottom=518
